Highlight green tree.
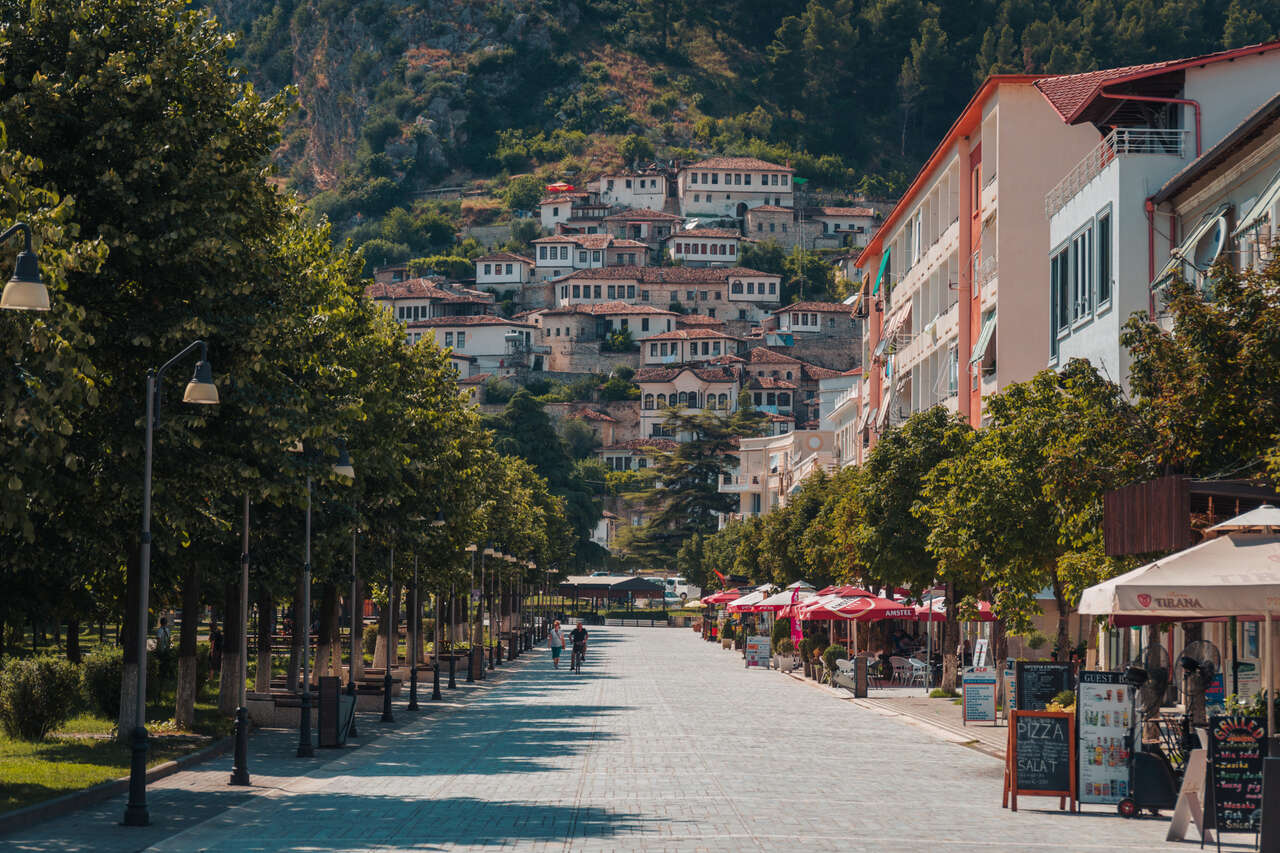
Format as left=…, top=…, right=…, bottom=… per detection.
left=619, top=134, right=655, bottom=165
left=502, top=175, right=544, bottom=212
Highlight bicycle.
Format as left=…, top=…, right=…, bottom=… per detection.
left=570, top=644, right=586, bottom=672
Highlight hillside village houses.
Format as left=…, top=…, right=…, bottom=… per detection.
left=676, top=156, right=795, bottom=217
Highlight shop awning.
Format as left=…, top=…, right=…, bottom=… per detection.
left=1154, top=202, right=1230, bottom=285
left=1232, top=168, right=1280, bottom=238
left=969, top=310, right=996, bottom=365
left=872, top=247, right=891, bottom=295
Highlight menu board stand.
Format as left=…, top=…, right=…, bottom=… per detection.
left=1166, top=748, right=1213, bottom=843
left=1002, top=709, right=1076, bottom=813
left=1015, top=661, right=1073, bottom=712
left=1205, top=714, right=1268, bottom=852
left=1076, top=671, right=1132, bottom=807
left=962, top=667, right=997, bottom=726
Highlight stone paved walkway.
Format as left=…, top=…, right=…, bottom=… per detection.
left=2, top=628, right=1248, bottom=852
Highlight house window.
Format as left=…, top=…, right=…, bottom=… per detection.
left=719, top=393, right=729, bottom=408
left=768, top=282, right=776, bottom=294
left=757, top=223, right=764, bottom=232
left=621, top=318, right=629, bottom=329
left=539, top=246, right=548, bottom=259
left=552, top=207, right=559, bottom=216
left=1097, top=209, right=1112, bottom=305
left=712, top=173, right=719, bottom=184
left=687, top=291, right=695, bottom=301
left=641, top=290, right=649, bottom=301
left=456, top=332, right=465, bottom=349
left=700, top=291, right=709, bottom=301
left=644, top=393, right=655, bottom=409
left=701, top=341, right=710, bottom=355
left=691, top=173, right=699, bottom=184
left=778, top=393, right=790, bottom=407
left=769, top=222, right=776, bottom=233
left=714, top=292, right=721, bottom=300
left=657, top=393, right=667, bottom=406
left=627, top=286, right=636, bottom=298
left=734, top=174, right=742, bottom=185
left=739, top=309, right=748, bottom=319
left=607, top=285, right=616, bottom=298
left=693, top=194, right=700, bottom=203
left=747, top=282, right=755, bottom=294
left=660, top=343, right=669, bottom=356
left=782, top=175, right=789, bottom=185
left=638, top=458, right=647, bottom=469
left=483, top=264, right=492, bottom=275
left=625, top=179, right=632, bottom=188
left=560, top=246, right=568, bottom=260
left=771, top=174, right=779, bottom=186
left=594, top=286, right=602, bottom=298
left=712, top=341, right=721, bottom=354
left=561, top=286, right=568, bottom=299
left=708, top=308, right=716, bottom=317
left=792, top=313, right=799, bottom=324
left=593, top=250, right=602, bottom=262
left=641, top=318, right=650, bottom=332
left=579, top=251, right=588, bottom=264
left=649, top=343, right=657, bottom=356
left=1072, top=225, right=1093, bottom=320
left=555, top=328, right=561, bottom=336
left=444, top=332, right=454, bottom=347
left=782, top=223, right=788, bottom=232
left=732, top=281, right=743, bottom=294
left=675, top=242, right=682, bottom=253
left=572, top=285, right=581, bottom=298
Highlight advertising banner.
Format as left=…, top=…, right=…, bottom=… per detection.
left=1077, top=670, right=1131, bottom=804
left=963, top=667, right=997, bottom=724
left=744, top=636, right=771, bottom=668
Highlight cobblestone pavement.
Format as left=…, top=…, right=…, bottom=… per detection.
left=3, top=628, right=1242, bottom=852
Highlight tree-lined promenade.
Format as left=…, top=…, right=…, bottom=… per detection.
left=0, top=0, right=577, bottom=817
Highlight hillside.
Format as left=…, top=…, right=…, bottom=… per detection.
left=210, top=0, right=1280, bottom=257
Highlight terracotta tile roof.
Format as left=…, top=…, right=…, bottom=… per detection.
left=811, top=206, right=877, bottom=218
left=842, top=367, right=863, bottom=376
left=532, top=234, right=615, bottom=249
left=684, top=157, right=793, bottom=172
left=599, top=438, right=679, bottom=452
left=560, top=265, right=778, bottom=284
left=666, top=228, right=741, bottom=239
left=676, top=314, right=725, bottom=327
left=707, top=353, right=746, bottom=365
left=573, top=408, right=617, bottom=423
left=774, top=301, right=853, bottom=314
left=407, top=316, right=536, bottom=328
left=767, top=413, right=796, bottom=422
left=748, top=347, right=802, bottom=365
left=802, top=364, right=843, bottom=380
left=366, top=279, right=494, bottom=304
left=748, top=376, right=797, bottom=390
left=606, top=238, right=651, bottom=249
left=645, top=328, right=741, bottom=342
left=459, top=372, right=492, bottom=385
left=512, top=308, right=546, bottom=320
left=634, top=366, right=739, bottom=384
left=602, top=208, right=683, bottom=222
left=476, top=252, right=534, bottom=265
left=1034, top=41, right=1280, bottom=123
left=542, top=301, right=677, bottom=317
left=747, top=205, right=793, bottom=214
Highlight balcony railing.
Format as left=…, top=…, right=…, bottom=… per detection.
left=1045, top=128, right=1188, bottom=218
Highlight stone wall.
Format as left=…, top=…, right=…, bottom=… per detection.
left=778, top=330, right=862, bottom=372
left=546, top=339, right=643, bottom=374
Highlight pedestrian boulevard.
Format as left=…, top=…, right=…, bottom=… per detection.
left=3, top=627, right=1215, bottom=852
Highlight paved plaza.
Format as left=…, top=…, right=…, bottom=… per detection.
left=1, top=627, right=1241, bottom=852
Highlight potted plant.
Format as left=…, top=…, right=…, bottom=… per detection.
left=774, top=638, right=797, bottom=672
left=798, top=636, right=818, bottom=678
left=822, top=644, right=847, bottom=684
left=720, top=622, right=736, bottom=649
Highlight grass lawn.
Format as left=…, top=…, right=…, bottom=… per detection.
left=0, top=698, right=231, bottom=814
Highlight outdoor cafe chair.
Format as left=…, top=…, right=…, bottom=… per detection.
left=889, top=655, right=911, bottom=685
left=908, top=658, right=928, bottom=688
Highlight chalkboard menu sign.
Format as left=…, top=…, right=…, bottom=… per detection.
left=1207, top=714, right=1268, bottom=835
left=1003, top=710, right=1076, bottom=812
left=1015, top=661, right=1073, bottom=711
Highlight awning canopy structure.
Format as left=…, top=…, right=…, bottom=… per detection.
left=839, top=595, right=919, bottom=622
left=969, top=310, right=996, bottom=366
left=759, top=587, right=817, bottom=614
left=726, top=590, right=768, bottom=612
left=1232, top=168, right=1280, bottom=238
left=701, top=589, right=747, bottom=605
left=1154, top=202, right=1231, bottom=285
left=559, top=575, right=666, bottom=601
left=1206, top=503, right=1280, bottom=537
left=873, top=247, right=891, bottom=295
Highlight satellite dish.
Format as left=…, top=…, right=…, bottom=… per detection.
left=1192, top=216, right=1228, bottom=270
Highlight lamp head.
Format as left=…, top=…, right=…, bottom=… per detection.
left=0, top=247, right=49, bottom=311
left=430, top=511, right=446, bottom=528
left=182, top=356, right=220, bottom=404
left=332, top=439, right=355, bottom=480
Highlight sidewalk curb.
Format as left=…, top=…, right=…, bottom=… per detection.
left=0, top=733, right=235, bottom=836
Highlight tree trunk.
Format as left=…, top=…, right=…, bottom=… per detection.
left=255, top=583, right=273, bottom=692
left=1052, top=575, right=1070, bottom=663
left=218, top=581, right=241, bottom=717
left=374, top=582, right=400, bottom=669
left=175, top=562, right=201, bottom=729
left=314, top=583, right=337, bottom=684
left=941, top=588, right=959, bottom=692
left=287, top=574, right=302, bottom=691
left=118, top=552, right=141, bottom=743
left=350, top=576, right=364, bottom=681
left=992, top=617, right=1008, bottom=669
left=66, top=618, right=81, bottom=664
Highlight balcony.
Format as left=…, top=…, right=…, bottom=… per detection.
left=1045, top=127, right=1188, bottom=218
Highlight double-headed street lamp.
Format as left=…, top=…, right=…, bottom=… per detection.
left=464, top=544, right=478, bottom=682
left=123, top=341, right=220, bottom=827
left=0, top=222, right=49, bottom=311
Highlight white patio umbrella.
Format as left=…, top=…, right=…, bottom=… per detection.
left=756, top=587, right=817, bottom=611
left=1205, top=503, right=1280, bottom=537
left=726, top=590, right=768, bottom=612
left=1078, top=531, right=1280, bottom=734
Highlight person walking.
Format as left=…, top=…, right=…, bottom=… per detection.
left=548, top=620, right=564, bottom=668
left=155, top=616, right=171, bottom=652
left=569, top=621, right=588, bottom=672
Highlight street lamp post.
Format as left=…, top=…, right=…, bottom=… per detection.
left=381, top=546, right=395, bottom=723
left=465, top=545, right=477, bottom=683
left=229, top=494, right=251, bottom=786
left=0, top=222, right=49, bottom=311
left=348, top=525, right=360, bottom=738
left=407, top=556, right=420, bottom=711
left=447, top=581, right=457, bottom=690
left=296, top=440, right=354, bottom=759
left=123, top=341, right=220, bottom=827
left=431, top=588, right=443, bottom=701
left=483, top=548, right=495, bottom=672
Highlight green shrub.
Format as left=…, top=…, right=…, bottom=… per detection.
left=363, top=624, right=379, bottom=658
left=0, top=656, right=83, bottom=740
left=720, top=622, right=736, bottom=641
left=798, top=636, right=819, bottom=661
left=821, top=644, right=847, bottom=674
left=81, top=646, right=123, bottom=718
left=775, top=638, right=795, bottom=655
left=930, top=687, right=959, bottom=699
left=1051, top=689, right=1076, bottom=708
left=771, top=617, right=790, bottom=651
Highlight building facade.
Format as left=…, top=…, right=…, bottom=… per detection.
left=676, top=157, right=794, bottom=218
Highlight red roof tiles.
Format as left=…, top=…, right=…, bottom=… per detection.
left=560, top=266, right=777, bottom=284
left=645, top=328, right=741, bottom=342
left=599, top=438, right=679, bottom=452
left=541, top=301, right=677, bottom=317
left=476, top=252, right=534, bottom=265
left=775, top=301, right=853, bottom=314
left=667, top=228, right=741, bottom=239
left=748, top=347, right=802, bottom=365
left=684, top=157, right=793, bottom=172
left=634, top=366, right=739, bottom=384
left=407, top=316, right=536, bottom=328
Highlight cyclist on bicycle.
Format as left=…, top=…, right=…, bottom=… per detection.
left=569, top=621, right=588, bottom=671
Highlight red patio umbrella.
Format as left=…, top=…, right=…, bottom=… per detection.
left=914, top=598, right=996, bottom=622
left=837, top=595, right=918, bottom=622
left=545, top=181, right=575, bottom=192
left=701, top=589, right=746, bottom=605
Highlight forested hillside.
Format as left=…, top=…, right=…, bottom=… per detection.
left=210, top=0, right=1280, bottom=250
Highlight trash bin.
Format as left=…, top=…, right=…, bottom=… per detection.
left=854, top=656, right=868, bottom=698
left=318, top=676, right=355, bottom=748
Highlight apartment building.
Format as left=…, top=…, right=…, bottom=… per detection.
left=819, top=369, right=861, bottom=469
left=597, top=170, right=668, bottom=210
left=597, top=438, right=678, bottom=472
left=635, top=366, right=741, bottom=439
left=662, top=228, right=741, bottom=266
left=536, top=302, right=678, bottom=344
left=1039, top=41, right=1280, bottom=386
left=677, top=157, right=794, bottom=218
left=720, top=430, right=835, bottom=518
left=531, top=234, right=649, bottom=280
left=405, top=315, right=538, bottom=374
left=604, top=208, right=683, bottom=247
left=474, top=252, right=534, bottom=295
left=855, top=75, right=1100, bottom=458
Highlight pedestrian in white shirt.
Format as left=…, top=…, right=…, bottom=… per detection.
left=548, top=621, right=564, bottom=668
